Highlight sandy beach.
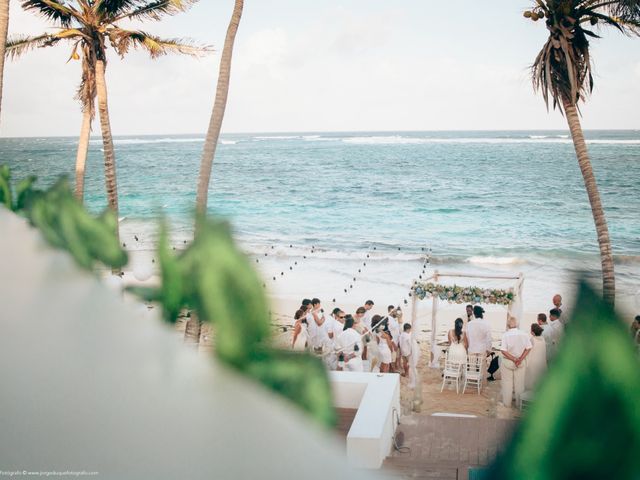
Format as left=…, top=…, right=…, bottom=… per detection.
left=118, top=227, right=637, bottom=426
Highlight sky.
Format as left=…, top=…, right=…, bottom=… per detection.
left=2, top=0, right=640, bottom=137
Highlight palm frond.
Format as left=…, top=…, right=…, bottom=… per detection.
left=527, top=0, right=640, bottom=111
left=108, top=28, right=212, bottom=58
left=5, top=34, right=61, bottom=60
left=608, top=0, right=640, bottom=24
left=20, top=0, right=81, bottom=28
left=93, top=0, right=145, bottom=18
left=113, top=0, right=197, bottom=22
left=75, top=44, right=97, bottom=116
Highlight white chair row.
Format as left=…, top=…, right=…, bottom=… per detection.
left=440, top=352, right=485, bottom=395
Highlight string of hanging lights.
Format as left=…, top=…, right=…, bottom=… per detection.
left=256, top=243, right=318, bottom=288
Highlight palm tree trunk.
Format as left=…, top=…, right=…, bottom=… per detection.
left=195, top=0, right=243, bottom=228
left=75, top=105, right=93, bottom=202
left=0, top=0, right=10, bottom=126
left=94, top=59, right=119, bottom=242
left=562, top=97, right=615, bottom=307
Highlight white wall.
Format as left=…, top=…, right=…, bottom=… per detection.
left=330, top=372, right=401, bottom=469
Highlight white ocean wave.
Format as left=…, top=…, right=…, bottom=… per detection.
left=253, top=135, right=300, bottom=140
left=242, top=243, right=428, bottom=262
left=342, top=136, right=640, bottom=145
left=220, top=140, right=237, bottom=145
left=91, top=138, right=204, bottom=145
left=466, top=256, right=526, bottom=265
left=343, top=136, right=429, bottom=145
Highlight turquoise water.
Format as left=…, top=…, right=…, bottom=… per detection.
left=2, top=130, right=638, bottom=259
left=2, top=130, right=638, bottom=310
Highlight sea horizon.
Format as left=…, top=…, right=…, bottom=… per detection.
left=2, top=128, right=640, bottom=140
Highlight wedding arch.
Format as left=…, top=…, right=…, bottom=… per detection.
left=409, top=269, right=524, bottom=368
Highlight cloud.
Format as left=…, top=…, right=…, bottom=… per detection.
left=1, top=2, right=638, bottom=136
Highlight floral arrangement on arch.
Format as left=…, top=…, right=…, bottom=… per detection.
left=412, top=282, right=515, bottom=305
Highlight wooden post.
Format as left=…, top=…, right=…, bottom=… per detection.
left=410, top=281, right=422, bottom=412
left=411, top=290, right=417, bottom=326
left=430, top=270, right=439, bottom=368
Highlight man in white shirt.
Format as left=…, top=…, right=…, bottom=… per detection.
left=306, top=298, right=327, bottom=352
left=337, top=316, right=363, bottom=372
left=537, top=313, right=554, bottom=362
left=500, top=316, right=532, bottom=407
left=322, top=308, right=345, bottom=369
left=552, top=294, right=563, bottom=316
left=329, top=308, right=345, bottom=341
left=387, top=305, right=401, bottom=344
left=465, top=304, right=474, bottom=326
left=467, top=306, right=492, bottom=355
left=545, top=308, right=564, bottom=360
left=362, top=300, right=375, bottom=328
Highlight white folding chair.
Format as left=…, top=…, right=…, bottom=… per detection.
left=463, top=353, right=484, bottom=395
left=440, top=352, right=464, bottom=394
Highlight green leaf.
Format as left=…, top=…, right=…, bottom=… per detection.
left=488, top=281, right=640, bottom=479
left=0, top=165, right=14, bottom=210
left=157, top=220, right=186, bottom=323
left=125, top=285, right=163, bottom=303
left=189, top=220, right=271, bottom=367
left=15, top=175, right=38, bottom=211
left=2, top=168, right=127, bottom=272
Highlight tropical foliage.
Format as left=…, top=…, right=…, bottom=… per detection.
left=6, top=0, right=208, bottom=207
left=129, top=217, right=336, bottom=427
left=526, top=0, right=640, bottom=307
left=412, top=281, right=515, bottom=305
left=0, top=165, right=127, bottom=270
left=488, top=281, right=640, bottom=479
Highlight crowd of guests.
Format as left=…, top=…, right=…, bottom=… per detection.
left=291, top=298, right=417, bottom=375
left=291, top=292, right=638, bottom=410
left=445, top=294, right=566, bottom=408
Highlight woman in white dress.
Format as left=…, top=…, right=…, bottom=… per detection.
left=447, top=318, right=468, bottom=364
left=291, top=308, right=309, bottom=351
left=525, top=323, right=547, bottom=390
left=375, top=319, right=395, bottom=373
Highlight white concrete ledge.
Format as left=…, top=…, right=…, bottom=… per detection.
left=330, top=371, right=401, bottom=469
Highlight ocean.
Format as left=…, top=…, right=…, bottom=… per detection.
left=1, top=130, right=638, bottom=318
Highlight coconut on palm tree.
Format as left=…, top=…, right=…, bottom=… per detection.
left=186, top=0, right=243, bottom=346
left=526, top=0, right=640, bottom=307
left=0, top=0, right=9, bottom=125
left=6, top=0, right=209, bottom=210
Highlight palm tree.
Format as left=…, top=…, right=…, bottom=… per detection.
left=6, top=0, right=208, bottom=211
left=74, top=50, right=95, bottom=202
left=186, top=0, right=242, bottom=346
left=0, top=0, right=9, bottom=125
left=526, top=0, right=640, bottom=307
left=195, top=0, right=243, bottom=219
